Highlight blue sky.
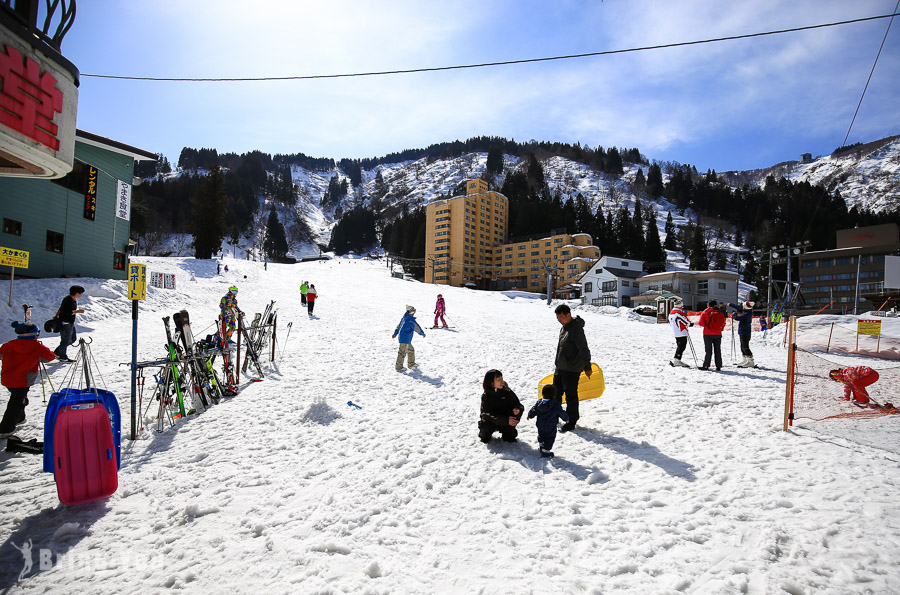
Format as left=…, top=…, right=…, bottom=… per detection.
left=58, top=0, right=900, bottom=173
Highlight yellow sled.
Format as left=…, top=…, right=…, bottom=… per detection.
left=537, top=363, right=605, bottom=404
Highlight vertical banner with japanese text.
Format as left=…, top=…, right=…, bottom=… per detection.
left=83, top=165, right=98, bottom=220
left=116, top=179, right=132, bottom=221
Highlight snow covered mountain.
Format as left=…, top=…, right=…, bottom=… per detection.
left=284, top=136, right=899, bottom=249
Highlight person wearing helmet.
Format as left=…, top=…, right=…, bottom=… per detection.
left=829, top=366, right=879, bottom=407
left=728, top=300, right=756, bottom=368
left=392, top=305, right=425, bottom=371
left=219, top=286, right=239, bottom=342
left=1, top=321, right=55, bottom=437
left=433, top=294, right=447, bottom=328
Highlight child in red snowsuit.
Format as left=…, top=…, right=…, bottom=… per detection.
left=829, top=366, right=879, bottom=405
left=0, top=322, right=56, bottom=436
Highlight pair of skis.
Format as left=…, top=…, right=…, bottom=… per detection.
left=242, top=300, right=275, bottom=374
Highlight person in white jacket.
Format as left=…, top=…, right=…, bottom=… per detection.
left=668, top=301, right=693, bottom=367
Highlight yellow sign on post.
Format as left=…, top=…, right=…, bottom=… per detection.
left=128, top=263, right=147, bottom=300
left=0, top=246, right=29, bottom=268
left=857, top=320, right=882, bottom=336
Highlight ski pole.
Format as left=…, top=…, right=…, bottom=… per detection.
left=347, top=401, right=362, bottom=409
left=278, top=321, right=293, bottom=361
left=686, top=333, right=700, bottom=368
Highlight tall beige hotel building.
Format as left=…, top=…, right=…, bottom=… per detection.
left=425, top=179, right=600, bottom=292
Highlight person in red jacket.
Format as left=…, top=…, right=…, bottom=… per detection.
left=829, top=366, right=879, bottom=406
left=0, top=322, right=55, bottom=436
left=306, top=284, right=318, bottom=317
left=697, top=299, right=726, bottom=371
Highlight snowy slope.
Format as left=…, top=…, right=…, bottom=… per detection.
left=1, top=257, right=899, bottom=593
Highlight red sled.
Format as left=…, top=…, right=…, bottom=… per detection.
left=53, top=403, right=118, bottom=506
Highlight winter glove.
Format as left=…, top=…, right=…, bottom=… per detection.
left=689, top=322, right=694, bottom=327
left=392, top=333, right=397, bottom=338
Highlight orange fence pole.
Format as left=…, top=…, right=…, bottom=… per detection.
left=783, top=316, right=797, bottom=431
left=813, top=301, right=834, bottom=315
left=875, top=298, right=891, bottom=314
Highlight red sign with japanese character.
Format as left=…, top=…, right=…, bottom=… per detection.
left=84, top=165, right=97, bottom=220
left=0, top=44, right=64, bottom=151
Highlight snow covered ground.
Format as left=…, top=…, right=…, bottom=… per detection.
left=1, top=257, right=898, bottom=594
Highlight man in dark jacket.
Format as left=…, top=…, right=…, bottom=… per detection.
left=553, top=304, right=592, bottom=432
left=479, top=369, right=523, bottom=443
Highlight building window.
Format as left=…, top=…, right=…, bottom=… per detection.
left=602, top=280, right=617, bottom=292
left=113, top=251, right=126, bottom=270
left=620, top=261, right=629, bottom=267
left=3, top=218, right=22, bottom=236
left=622, top=280, right=630, bottom=287
left=697, top=280, right=708, bottom=294
left=584, top=282, right=593, bottom=293
left=46, top=230, right=64, bottom=253
left=51, top=159, right=88, bottom=193
left=682, top=282, right=690, bottom=292
left=718, top=282, right=726, bottom=290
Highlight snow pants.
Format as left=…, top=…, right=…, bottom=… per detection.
left=0, top=387, right=29, bottom=434
left=222, top=313, right=235, bottom=341
left=739, top=334, right=753, bottom=357
left=434, top=313, right=446, bottom=327
left=845, top=370, right=879, bottom=404
left=478, top=419, right=517, bottom=443
left=673, top=336, right=687, bottom=360
left=552, top=370, right=581, bottom=425
left=702, top=335, right=723, bottom=370
left=537, top=430, right=557, bottom=452
left=395, top=343, right=415, bottom=370
left=301, top=294, right=307, bottom=305
left=307, top=301, right=315, bottom=316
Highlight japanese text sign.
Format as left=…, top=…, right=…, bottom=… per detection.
left=83, top=165, right=98, bottom=220
left=857, top=320, right=882, bottom=336
left=0, top=246, right=29, bottom=268
left=116, top=179, right=131, bottom=221
left=0, top=45, right=63, bottom=151
left=128, top=263, right=146, bottom=300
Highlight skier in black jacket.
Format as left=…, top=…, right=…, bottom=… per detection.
left=553, top=304, right=592, bottom=432
left=478, top=369, right=523, bottom=443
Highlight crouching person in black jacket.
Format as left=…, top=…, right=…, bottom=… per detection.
left=478, top=369, right=523, bottom=444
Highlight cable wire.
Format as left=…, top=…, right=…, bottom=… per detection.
left=81, top=12, right=900, bottom=83
left=841, top=1, right=899, bottom=147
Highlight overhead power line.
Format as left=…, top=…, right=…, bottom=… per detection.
left=81, top=12, right=900, bottom=83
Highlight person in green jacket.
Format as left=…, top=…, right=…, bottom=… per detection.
left=300, top=281, right=308, bottom=306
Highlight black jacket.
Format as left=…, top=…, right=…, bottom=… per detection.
left=555, top=315, right=591, bottom=373
left=58, top=295, right=78, bottom=324
left=480, top=387, right=523, bottom=427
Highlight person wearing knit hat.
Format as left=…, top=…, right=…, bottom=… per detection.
left=392, top=305, right=425, bottom=371
left=728, top=300, right=756, bottom=368
left=1, top=322, right=56, bottom=437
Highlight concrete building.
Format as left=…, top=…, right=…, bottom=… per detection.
left=798, top=223, right=900, bottom=313
left=1, top=130, right=157, bottom=280
left=496, top=231, right=600, bottom=293
left=424, top=179, right=601, bottom=293
left=579, top=256, right=646, bottom=307
left=424, top=178, right=509, bottom=288
left=633, top=269, right=740, bottom=312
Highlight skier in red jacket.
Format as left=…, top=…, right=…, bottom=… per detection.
left=829, top=366, right=879, bottom=407
left=0, top=322, right=55, bottom=436
left=697, top=300, right=726, bottom=371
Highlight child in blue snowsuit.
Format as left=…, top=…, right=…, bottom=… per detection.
left=528, top=384, right=569, bottom=458
left=392, top=305, right=425, bottom=371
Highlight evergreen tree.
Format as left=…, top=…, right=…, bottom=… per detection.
left=189, top=165, right=230, bottom=259
left=633, top=168, right=646, bottom=194
left=263, top=205, right=289, bottom=261
left=631, top=201, right=645, bottom=259
left=644, top=219, right=666, bottom=273
left=646, top=163, right=664, bottom=198
left=688, top=225, right=709, bottom=270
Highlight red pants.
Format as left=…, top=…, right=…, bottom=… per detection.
left=845, top=370, right=879, bottom=404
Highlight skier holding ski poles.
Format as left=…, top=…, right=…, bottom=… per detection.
left=667, top=300, right=693, bottom=367
left=433, top=294, right=447, bottom=328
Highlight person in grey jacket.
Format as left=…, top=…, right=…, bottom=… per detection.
left=553, top=304, right=592, bottom=432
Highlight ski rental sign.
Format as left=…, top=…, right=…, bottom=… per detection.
left=128, top=264, right=146, bottom=300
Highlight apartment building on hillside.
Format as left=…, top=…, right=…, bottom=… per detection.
left=424, top=179, right=509, bottom=288
left=424, top=179, right=601, bottom=292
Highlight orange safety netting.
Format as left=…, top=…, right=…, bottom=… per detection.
left=790, top=348, right=900, bottom=422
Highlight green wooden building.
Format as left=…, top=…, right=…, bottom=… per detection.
left=0, top=130, right=156, bottom=280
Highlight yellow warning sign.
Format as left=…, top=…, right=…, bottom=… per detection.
left=857, top=320, right=882, bottom=336
left=0, top=246, right=29, bottom=268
